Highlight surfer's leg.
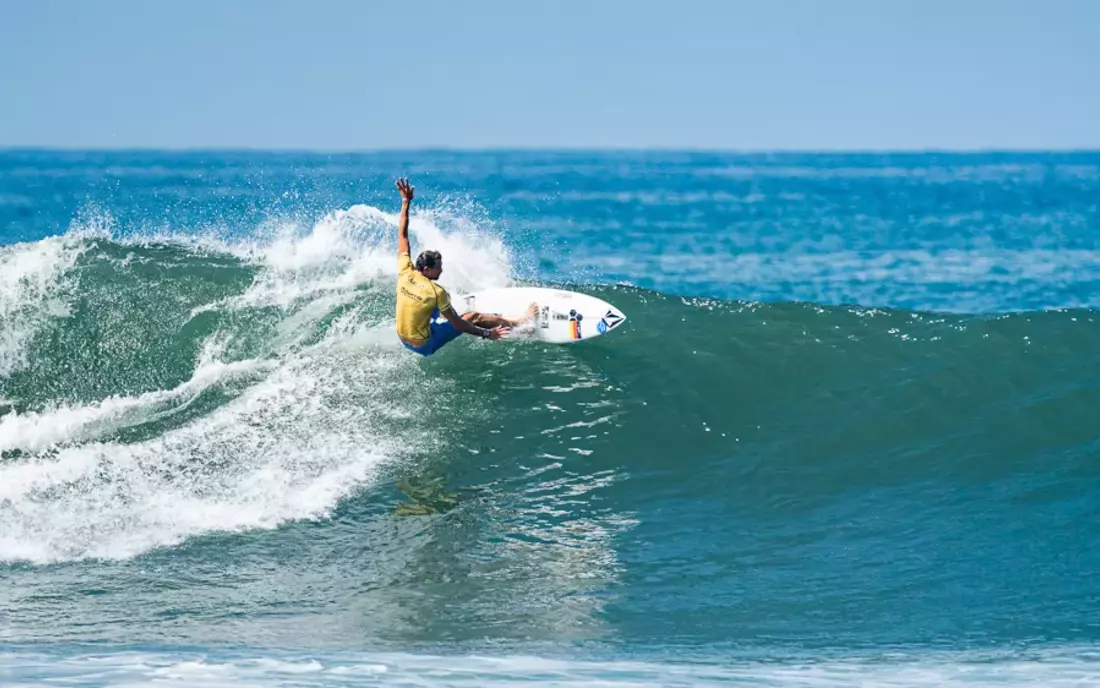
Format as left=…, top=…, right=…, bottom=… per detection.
left=462, top=312, right=509, bottom=328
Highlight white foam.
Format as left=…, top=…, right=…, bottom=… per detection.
left=0, top=197, right=521, bottom=563
left=0, top=199, right=514, bottom=564
left=0, top=357, right=267, bottom=454
left=0, top=331, right=427, bottom=563
left=0, top=235, right=88, bottom=377
left=5, top=647, right=1100, bottom=687
left=181, top=203, right=514, bottom=317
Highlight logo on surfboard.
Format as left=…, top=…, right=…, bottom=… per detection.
left=598, top=309, right=623, bottom=334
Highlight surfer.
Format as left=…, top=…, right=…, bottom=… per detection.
left=394, top=178, right=535, bottom=356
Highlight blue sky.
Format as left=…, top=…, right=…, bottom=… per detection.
left=2, top=0, right=1097, bottom=150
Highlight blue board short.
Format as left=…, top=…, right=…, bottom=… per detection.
left=402, top=310, right=463, bottom=356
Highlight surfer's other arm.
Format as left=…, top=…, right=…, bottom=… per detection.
left=396, top=177, right=413, bottom=256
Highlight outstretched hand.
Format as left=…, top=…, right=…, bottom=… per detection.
left=484, top=326, right=510, bottom=341
left=396, top=177, right=414, bottom=201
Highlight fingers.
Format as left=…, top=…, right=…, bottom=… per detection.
left=395, top=177, right=415, bottom=198
left=488, top=326, right=511, bottom=340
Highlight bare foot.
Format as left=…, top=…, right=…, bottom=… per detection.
left=509, top=303, right=539, bottom=327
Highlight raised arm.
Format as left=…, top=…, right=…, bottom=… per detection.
left=396, top=177, right=413, bottom=256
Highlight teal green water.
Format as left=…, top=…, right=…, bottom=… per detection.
left=2, top=151, right=1100, bottom=685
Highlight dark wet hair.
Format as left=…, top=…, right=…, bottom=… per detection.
left=415, top=250, right=441, bottom=272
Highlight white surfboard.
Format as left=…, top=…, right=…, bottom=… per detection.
left=458, top=286, right=626, bottom=344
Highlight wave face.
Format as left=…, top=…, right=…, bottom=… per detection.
left=2, top=150, right=1100, bottom=684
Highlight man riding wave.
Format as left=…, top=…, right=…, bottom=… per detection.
left=394, top=178, right=534, bottom=356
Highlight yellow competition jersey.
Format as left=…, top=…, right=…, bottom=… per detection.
left=395, top=252, right=451, bottom=345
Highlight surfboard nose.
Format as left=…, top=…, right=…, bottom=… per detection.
left=602, top=307, right=626, bottom=331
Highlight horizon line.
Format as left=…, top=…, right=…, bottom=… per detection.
left=3, top=144, right=1099, bottom=156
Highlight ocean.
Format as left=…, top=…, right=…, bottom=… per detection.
left=1, top=149, right=1099, bottom=686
